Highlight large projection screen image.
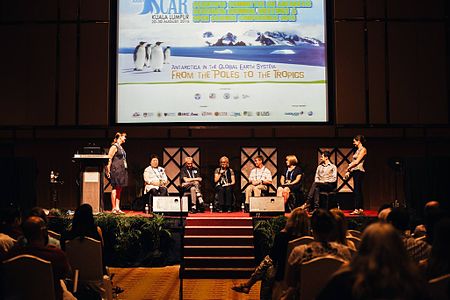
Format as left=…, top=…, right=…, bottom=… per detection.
left=116, top=0, right=328, bottom=123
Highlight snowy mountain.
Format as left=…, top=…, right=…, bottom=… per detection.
left=203, top=30, right=324, bottom=46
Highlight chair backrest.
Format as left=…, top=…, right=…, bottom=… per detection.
left=428, top=273, right=450, bottom=300
left=346, top=236, right=361, bottom=249
left=347, top=229, right=361, bottom=238
left=65, top=236, right=103, bottom=281
left=282, top=236, right=314, bottom=281
left=2, top=254, right=56, bottom=300
left=48, top=230, right=61, bottom=240
left=299, top=255, right=346, bottom=300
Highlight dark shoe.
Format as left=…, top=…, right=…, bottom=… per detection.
left=231, top=284, right=250, bottom=294
left=190, top=208, right=197, bottom=214
left=244, top=204, right=250, bottom=213
left=198, top=204, right=205, bottom=213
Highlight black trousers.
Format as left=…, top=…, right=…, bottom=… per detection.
left=147, top=187, right=168, bottom=208
left=215, top=185, right=234, bottom=208
left=307, top=182, right=336, bottom=208
left=351, top=170, right=365, bottom=209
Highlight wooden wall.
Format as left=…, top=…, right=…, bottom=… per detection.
left=0, top=0, right=449, bottom=210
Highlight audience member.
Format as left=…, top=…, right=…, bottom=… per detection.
left=3, top=216, right=71, bottom=300
left=232, top=207, right=310, bottom=299
left=413, top=201, right=440, bottom=238
left=387, top=207, right=431, bottom=263
left=330, top=208, right=356, bottom=251
left=282, top=209, right=352, bottom=299
left=60, top=204, right=103, bottom=251
left=29, top=207, right=60, bottom=248
left=0, top=207, right=23, bottom=241
left=421, top=218, right=450, bottom=280
left=317, top=223, right=429, bottom=300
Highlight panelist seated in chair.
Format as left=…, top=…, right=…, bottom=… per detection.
left=180, top=157, right=204, bottom=213
left=143, top=155, right=168, bottom=207
left=245, top=155, right=273, bottom=211
left=302, top=151, right=337, bottom=212
left=277, top=155, right=303, bottom=208
left=214, top=156, right=236, bottom=212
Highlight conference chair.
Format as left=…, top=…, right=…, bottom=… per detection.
left=428, top=273, right=450, bottom=300
left=346, top=235, right=361, bottom=249
left=1, top=254, right=56, bottom=300
left=65, top=237, right=113, bottom=300
left=298, top=255, right=346, bottom=300
left=347, top=229, right=362, bottom=239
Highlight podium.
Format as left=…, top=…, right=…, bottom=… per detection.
left=73, top=154, right=109, bottom=213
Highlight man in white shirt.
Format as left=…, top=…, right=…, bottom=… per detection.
left=303, top=151, right=337, bottom=211
left=143, top=155, right=168, bottom=210
left=244, top=155, right=272, bottom=211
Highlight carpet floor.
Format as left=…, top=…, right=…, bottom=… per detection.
left=110, top=266, right=261, bottom=300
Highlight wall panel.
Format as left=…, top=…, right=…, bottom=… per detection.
left=79, top=23, right=109, bottom=125
left=388, top=22, right=419, bottom=124
left=367, top=21, right=387, bottom=124
left=58, top=25, right=77, bottom=125
left=334, top=21, right=366, bottom=124
left=333, top=0, right=364, bottom=19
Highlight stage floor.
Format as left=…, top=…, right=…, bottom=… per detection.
left=112, top=209, right=378, bottom=218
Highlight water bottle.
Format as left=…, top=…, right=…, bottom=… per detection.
left=145, top=204, right=149, bottom=214
left=209, top=202, right=213, bottom=213
left=241, top=203, right=245, bottom=212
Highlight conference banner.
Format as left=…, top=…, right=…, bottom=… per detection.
left=116, top=0, right=328, bottom=123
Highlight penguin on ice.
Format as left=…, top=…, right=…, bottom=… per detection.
left=144, top=43, right=152, bottom=68
left=133, top=41, right=146, bottom=71
left=151, top=41, right=164, bottom=72
left=164, top=46, right=171, bottom=64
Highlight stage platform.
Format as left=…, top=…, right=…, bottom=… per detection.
left=109, top=209, right=379, bottom=219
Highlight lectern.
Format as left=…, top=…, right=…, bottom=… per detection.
left=72, top=154, right=109, bottom=213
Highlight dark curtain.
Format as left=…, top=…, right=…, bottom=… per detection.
left=403, top=157, right=450, bottom=221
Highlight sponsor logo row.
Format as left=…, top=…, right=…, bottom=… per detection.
left=131, top=111, right=315, bottom=118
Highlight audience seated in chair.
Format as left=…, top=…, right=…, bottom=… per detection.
left=302, top=151, right=337, bottom=212
left=180, top=156, right=204, bottom=213
left=317, top=223, right=429, bottom=300
left=276, top=155, right=303, bottom=212
left=29, top=207, right=60, bottom=249
left=232, top=207, right=310, bottom=299
left=244, top=155, right=273, bottom=212
left=60, top=204, right=103, bottom=251
left=387, top=207, right=431, bottom=263
left=330, top=208, right=356, bottom=251
left=2, top=216, right=72, bottom=300
left=420, top=218, right=450, bottom=280
left=282, top=209, right=352, bottom=299
left=214, top=156, right=236, bottom=212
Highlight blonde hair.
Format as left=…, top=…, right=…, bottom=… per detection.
left=286, top=155, right=298, bottom=166
left=219, top=156, right=229, bottom=167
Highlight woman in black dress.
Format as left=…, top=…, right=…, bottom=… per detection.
left=106, top=132, right=128, bottom=214
left=277, top=155, right=303, bottom=210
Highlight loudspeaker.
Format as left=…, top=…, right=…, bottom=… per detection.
left=153, top=196, right=188, bottom=213
left=250, top=196, right=284, bottom=214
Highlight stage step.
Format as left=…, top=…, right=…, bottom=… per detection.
left=184, top=245, right=254, bottom=257
left=185, top=225, right=253, bottom=236
left=186, top=217, right=252, bottom=227
left=183, top=216, right=255, bottom=278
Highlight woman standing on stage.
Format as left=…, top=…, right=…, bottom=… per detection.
left=106, top=132, right=128, bottom=214
left=345, top=135, right=367, bottom=215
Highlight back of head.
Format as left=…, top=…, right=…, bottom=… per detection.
left=352, top=223, right=424, bottom=299
left=386, top=207, right=410, bottom=231
left=311, top=209, right=336, bottom=241
left=22, top=216, right=46, bottom=243
left=30, top=207, right=48, bottom=224
left=72, top=204, right=95, bottom=236
left=329, top=208, right=347, bottom=244
left=285, top=207, right=310, bottom=237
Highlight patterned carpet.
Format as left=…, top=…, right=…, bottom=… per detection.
left=110, top=266, right=261, bottom=300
